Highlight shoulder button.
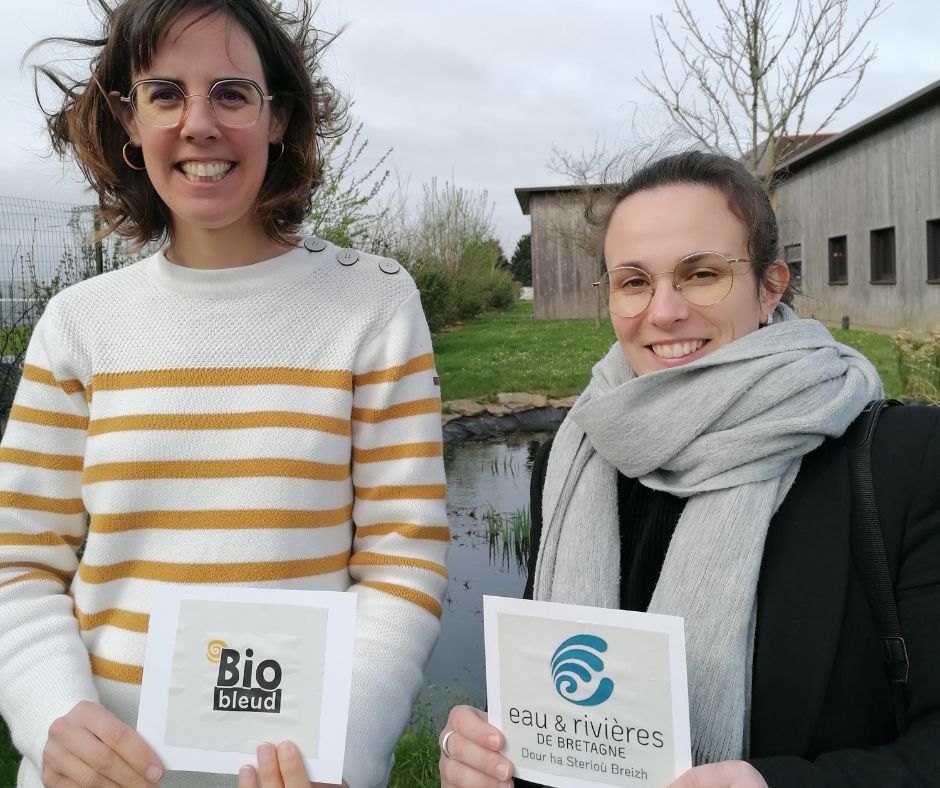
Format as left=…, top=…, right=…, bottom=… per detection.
left=379, top=258, right=401, bottom=275
left=304, top=237, right=327, bottom=253
left=337, top=249, right=359, bottom=266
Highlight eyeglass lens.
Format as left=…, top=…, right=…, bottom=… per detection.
left=603, top=253, right=736, bottom=317
left=130, top=80, right=265, bottom=128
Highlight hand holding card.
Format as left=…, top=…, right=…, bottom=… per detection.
left=483, top=596, right=691, bottom=788
left=137, top=586, right=356, bottom=784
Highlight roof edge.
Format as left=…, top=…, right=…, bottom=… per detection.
left=514, top=183, right=606, bottom=215
left=774, top=76, right=940, bottom=176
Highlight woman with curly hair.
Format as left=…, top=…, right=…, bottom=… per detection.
left=0, top=2, right=448, bottom=786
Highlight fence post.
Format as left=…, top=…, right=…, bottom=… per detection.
left=93, top=211, right=104, bottom=276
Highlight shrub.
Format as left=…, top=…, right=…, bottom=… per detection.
left=893, top=329, right=940, bottom=405
left=412, top=264, right=458, bottom=334
left=399, top=183, right=515, bottom=332
left=482, top=269, right=514, bottom=311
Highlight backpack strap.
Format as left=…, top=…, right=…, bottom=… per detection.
left=846, top=398, right=909, bottom=734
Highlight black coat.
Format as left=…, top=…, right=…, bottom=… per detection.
left=523, top=404, right=940, bottom=787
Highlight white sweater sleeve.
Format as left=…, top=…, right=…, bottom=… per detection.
left=343, top=287, right=448, bottom=787
left=0, top=302, right=99, bottom=774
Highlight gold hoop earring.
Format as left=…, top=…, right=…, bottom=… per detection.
left=269, top=140, right=285, bottom=165
left=122, top=142, right=146, bottom=171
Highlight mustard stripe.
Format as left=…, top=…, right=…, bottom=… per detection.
left=76, top=606, right=149, bottom=633
left=92, top=367, right=352, bottom=392
left=0, top=569, right=67, bottom=590
left=352, top=442, right=442, bottom=463
left=352, top=398, right=441, bottom=423
left=0, top=448, right=84, bottom=472
left=350, top=551, right=448, bottom=578
left=360, top=581, right=442, bottom=618
left=91, top=655, right=143, bottom=685
left=0, top=530, right=84, bottom=548
left=355, top=523, right=450, bottom=541
left=78, top=550, right=351, bottom=584
left=83, top=458, right=350, bottom=485
left=87, top=411, right=351, bottom=437
left=8, top=405, right=88, bottom=431
left=22, top=364, right=84, bottom=395
left=0, top=492, right=85, bottom=515
left=90, top=505, right=354, bottom=533
left=0, top=561, right=72, bottom=583
left=353, top=353, right=435, bottom=386
left=357, top=484, right=446, bottom=501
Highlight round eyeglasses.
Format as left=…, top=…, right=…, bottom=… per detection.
left=593, top=252, right=753, bottom=318
left=118, top=79, right=274, bottom=129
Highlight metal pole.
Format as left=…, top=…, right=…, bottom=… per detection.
left=94, top=211, right=104, bottom=276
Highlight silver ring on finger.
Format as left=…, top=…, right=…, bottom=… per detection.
left=440, top=728, right=456, bottom=759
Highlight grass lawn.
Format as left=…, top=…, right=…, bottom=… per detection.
left=830, top=327, right=902, bottom=398
left=389, top=714, right=440, bottom=788
left=434, top=301, right=616, bottom=401
left=434, top=300, right=903, bottom=401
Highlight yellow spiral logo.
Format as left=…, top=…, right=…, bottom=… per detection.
left=206, top=640, right=227, bottom=663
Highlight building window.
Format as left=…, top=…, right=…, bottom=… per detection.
left=784, top=243, right=802, bottom=287
left=870, top=227, right=896, bottom=284
left=928, top=219, right=940, bottom=283
left=828, top=236, right=847, bottom=284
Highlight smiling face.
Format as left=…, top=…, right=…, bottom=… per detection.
left=603, top=183, right=787, bottom=376
left=118, top=10, right=287, bottom=245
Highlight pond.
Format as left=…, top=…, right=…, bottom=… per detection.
left=420, top=430, right=553, bottom=718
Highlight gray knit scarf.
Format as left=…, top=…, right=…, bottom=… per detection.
left=532, top=305, right=883, bottom=765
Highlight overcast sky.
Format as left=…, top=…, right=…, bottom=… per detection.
left=3, top=0, right=939, bottom=255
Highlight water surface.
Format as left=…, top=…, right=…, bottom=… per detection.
left=422, top=432, right=551, bottom=714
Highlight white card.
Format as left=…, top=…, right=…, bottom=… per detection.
left=484, top=595, right=691, bottom=788
left=137, top=585, right=357, bottom=782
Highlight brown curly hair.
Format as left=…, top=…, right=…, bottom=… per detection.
left=30, top=0, right=345, bottom=246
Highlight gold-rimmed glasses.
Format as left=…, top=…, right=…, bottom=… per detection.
left=116, top=78, right=274, bottom=129
left=593, top=252, right=753, bottom=318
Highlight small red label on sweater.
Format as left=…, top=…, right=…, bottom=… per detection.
left=432, top=376, right=440, bottom=386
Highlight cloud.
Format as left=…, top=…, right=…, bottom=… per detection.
left=3, top=0, right=937, bottom=253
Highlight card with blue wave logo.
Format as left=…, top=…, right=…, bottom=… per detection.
left=484, top=596, right=690, bottom=787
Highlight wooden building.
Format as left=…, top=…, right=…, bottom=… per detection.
left=774, top=78, right=940, bottom=331
left=518, top=78, right=940, bottom=330
left=514, top=185, right=608, bottom=319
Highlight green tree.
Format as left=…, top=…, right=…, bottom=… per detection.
left=510, top=233, right=531, bottom=286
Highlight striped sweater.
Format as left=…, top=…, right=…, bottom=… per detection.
left=0, top=241, right=448, bottom=787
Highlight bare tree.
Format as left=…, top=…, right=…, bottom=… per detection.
left=407, top=178, right=497, bottom=277
left=639, top=0, right=887, bottom=181
left=305, top=122, right=393, bottom=253
left=548, top=137, right=613, bottom=187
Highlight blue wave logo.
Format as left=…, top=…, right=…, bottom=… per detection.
left=551, top=634, right=615, bottom=706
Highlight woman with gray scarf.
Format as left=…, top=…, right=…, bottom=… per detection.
left=438, top=151, right=940, bottom=788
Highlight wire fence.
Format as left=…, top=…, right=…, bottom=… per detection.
left=0, top=196, right=96, bottom=324
left=0, top=195, right=156, bottom=428
left=0, top=195, right=151, bottom=325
